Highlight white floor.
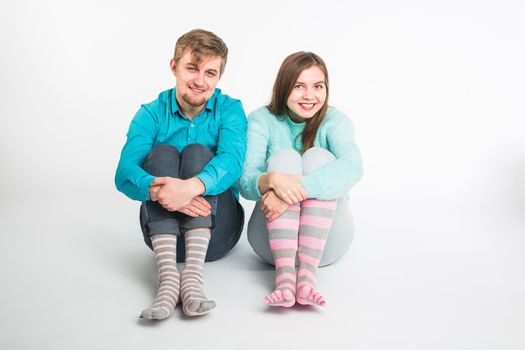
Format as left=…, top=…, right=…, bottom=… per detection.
left=1, top=192, right=524, bottom=350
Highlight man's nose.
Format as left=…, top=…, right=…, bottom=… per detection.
left=193, top=72, right=206, bottom=86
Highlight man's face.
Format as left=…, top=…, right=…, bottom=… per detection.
left=171, top=51, right=223, bottom=110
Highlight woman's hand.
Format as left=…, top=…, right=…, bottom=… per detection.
left=269, top=173, right=307, bottom=205
left=261, top=190, right=290, bottom=221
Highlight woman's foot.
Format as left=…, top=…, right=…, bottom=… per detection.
left=265, top=288, right=296, bottom=308
left=296, top=285, right=326, bottom=307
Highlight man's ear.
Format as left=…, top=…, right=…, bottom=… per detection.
left=170, top=58, right=177, bottom=75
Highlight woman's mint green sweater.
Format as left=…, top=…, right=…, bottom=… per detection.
left=239, top=106, right=363, bottom=201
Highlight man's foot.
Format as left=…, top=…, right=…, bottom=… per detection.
left=181, top=274, right=216, bottom=316
left=140, top=234, right=180, bottom=320
left=183, top=297, right=216, bottom=316
left=180, top=228, right=215, bottom=317
left=140, top=302, right=173, bottom=320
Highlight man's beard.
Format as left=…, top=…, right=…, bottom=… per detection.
left=182, top=92, right=207, bottom=107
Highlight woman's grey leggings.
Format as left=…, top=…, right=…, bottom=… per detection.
left=247, top=147, right=355, bottom=267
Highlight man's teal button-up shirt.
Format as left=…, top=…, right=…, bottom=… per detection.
left=115, top=88, right=247, bottom=201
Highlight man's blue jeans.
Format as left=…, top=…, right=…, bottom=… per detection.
left=139, top=144, right=244, bottom=262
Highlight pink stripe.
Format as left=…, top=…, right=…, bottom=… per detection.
left=296, top=280, right=314, bottom=289
left=269, top=239, right=297, bottom=250
left=298, top=236, right=327, bottom=250
left=275, top=272, right=296, bottom=284
left=301, top=199, right=337, bottom=210
left=267, top=218, right=299, bottom=230
left=297, top=268, right=317, bottom=281
left=298, top=253, right=320, bottom=266
left=299, top=215, right=333, bottom=228
left=274, top=257, right=296, bottom=267
left=275, top=282, right=296, bottom=291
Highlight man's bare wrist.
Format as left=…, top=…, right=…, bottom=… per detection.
left=188, top=177, right=205, bottom=196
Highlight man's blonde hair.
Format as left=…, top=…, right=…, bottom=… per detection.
left=174, top=29, right=228, bottom=76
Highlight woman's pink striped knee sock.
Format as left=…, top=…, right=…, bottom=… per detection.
left=296, top=199, right=337, bottom=306
left=264, top=203, right=301, bottom=307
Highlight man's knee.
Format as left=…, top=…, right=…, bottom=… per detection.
left=142, top=144, right=180, bottom=176
left=180, top=144, right=214, bottom=178
left=302, top=147, right=335, bottom=174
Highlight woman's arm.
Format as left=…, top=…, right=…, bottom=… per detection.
left=300, top=112, right=363, bottom=200
left=238, top=110, right=271, bottom=201
left=259, top=172, right=307, bottom=205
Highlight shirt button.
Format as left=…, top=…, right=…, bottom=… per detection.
left=190, top=124, right=195, bottom=128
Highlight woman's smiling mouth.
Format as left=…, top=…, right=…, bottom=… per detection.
left=299, top=103, right=315, bottom=111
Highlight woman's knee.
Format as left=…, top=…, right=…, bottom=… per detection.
left=302, top=147, right=335, bottom=174
left=267, top=149, right=302, bottom=174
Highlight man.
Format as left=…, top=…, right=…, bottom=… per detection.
left=115, top=29, right=246, bottom=319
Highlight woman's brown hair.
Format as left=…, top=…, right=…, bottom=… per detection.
left=267, top=51, right=329, bottom=153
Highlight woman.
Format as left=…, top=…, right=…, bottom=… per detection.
left=239, top=51, right=363, bottom=308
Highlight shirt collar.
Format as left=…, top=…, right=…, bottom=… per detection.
left=171, top=88, right=220, bottom=117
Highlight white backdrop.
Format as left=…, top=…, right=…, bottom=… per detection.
left=2, top=0, right=524, bottom=208
left=1, top=1, right=524, bottom=349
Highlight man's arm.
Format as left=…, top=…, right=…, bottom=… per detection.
left=195, top=101, right=247, bottom=195
left=115, top=106, right=159, bottom=201
left=149, top=177, right=205, bottom=212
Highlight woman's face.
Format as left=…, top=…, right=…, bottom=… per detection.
left=286, top=65, right=327, bottom=121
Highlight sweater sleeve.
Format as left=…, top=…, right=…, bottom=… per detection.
left=300, top=113, right=363, bottom=200
left=238, top=110, right=271, bottom=201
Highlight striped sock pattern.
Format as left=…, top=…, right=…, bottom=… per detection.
left=140, top=234, right=180, bottom=319
left=296, top=199, right=337, bottom=307
left=180, top=228, right=215, bottom=316
left=264, top=203, right=300, bottom=307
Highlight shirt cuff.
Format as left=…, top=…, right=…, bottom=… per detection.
left=140, top=174, right=156, bottom=200
left=196, top=172, right=214, bottom=195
